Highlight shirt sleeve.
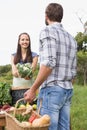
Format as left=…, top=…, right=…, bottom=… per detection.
left=32, top=52, right=39, bottom=58
left=39, top=28, right=57, bottom=69
left=71, top=46, right=77, bottom=78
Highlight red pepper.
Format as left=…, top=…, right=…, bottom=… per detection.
left=29, top=114, right=38, bottom=123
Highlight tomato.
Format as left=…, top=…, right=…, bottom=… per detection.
left=29, top=114, right=38, bottom=123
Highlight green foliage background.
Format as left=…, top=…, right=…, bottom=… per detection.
left=71, top=85, right=87, bottom=130
left=77, top=51, right=87, bottom=85
left=0, top=64, right=13, bottom=84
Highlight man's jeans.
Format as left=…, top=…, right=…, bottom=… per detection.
left=37, top=86, right=73, bottom=130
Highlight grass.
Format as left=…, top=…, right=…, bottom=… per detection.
left=71, top=85, right=87, bottom=130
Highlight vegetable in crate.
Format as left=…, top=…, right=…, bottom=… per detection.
left=32, top=114, right=50, bottom=127
left=15, top=113, right=30, bottom=122
left=16, top=63, right=33, bottom=79
left=0, top=82, right=12, bottom=105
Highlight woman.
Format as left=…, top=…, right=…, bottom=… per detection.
left=11, top=32, right=38, bottom=88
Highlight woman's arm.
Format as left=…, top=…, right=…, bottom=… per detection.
left=31, top=56, right=38, bottom=71
left=11, top=55, right=19, bottom=77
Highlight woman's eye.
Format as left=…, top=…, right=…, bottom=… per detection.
left=21, top=39, right=24, bottom=41
left=21, top=39, right=29, bottom=41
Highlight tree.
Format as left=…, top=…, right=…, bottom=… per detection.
left=75, top=32, right=84, bottom=51
left=75, top=32, right=87, bottom=51
left=77, top=51, right=87, bottom=86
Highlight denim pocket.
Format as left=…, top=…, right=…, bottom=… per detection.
left=47, top=90, right=65, bottom=111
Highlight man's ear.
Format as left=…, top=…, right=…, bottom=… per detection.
left=45, top=15, right=48, bottom=20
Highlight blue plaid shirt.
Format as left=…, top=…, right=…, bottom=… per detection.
left=39, top=22, right=77, bottom=89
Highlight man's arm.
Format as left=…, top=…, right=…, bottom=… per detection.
left=24, top=64, right=52, bottom=102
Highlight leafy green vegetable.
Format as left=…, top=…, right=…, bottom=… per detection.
left=15, top=114, right=30, bottom=122
left=0, top=82, right=12, bottom=105
left=16, top=63, right=33, bottom=79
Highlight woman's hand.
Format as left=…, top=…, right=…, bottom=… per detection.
left=24, top=76, right=31, bottom=80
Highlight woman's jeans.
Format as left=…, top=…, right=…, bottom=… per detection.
left=37, top=86, right=73, bottom=130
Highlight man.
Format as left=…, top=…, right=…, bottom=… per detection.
left=24, top=3, right=77, bottom=130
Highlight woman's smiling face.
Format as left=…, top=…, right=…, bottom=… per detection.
left=19, top=34, right=30, bottom=49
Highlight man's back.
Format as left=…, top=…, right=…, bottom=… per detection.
left=39, top=22, right=77, bottom=89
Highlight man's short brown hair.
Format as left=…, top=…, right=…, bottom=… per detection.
left=45, top=3, right=63, bottom=22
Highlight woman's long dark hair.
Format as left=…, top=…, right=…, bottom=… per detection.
left=14, top=32, right=32, bottom=64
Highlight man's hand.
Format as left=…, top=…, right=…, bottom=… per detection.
left=24, top=88, right=36, bottom=103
